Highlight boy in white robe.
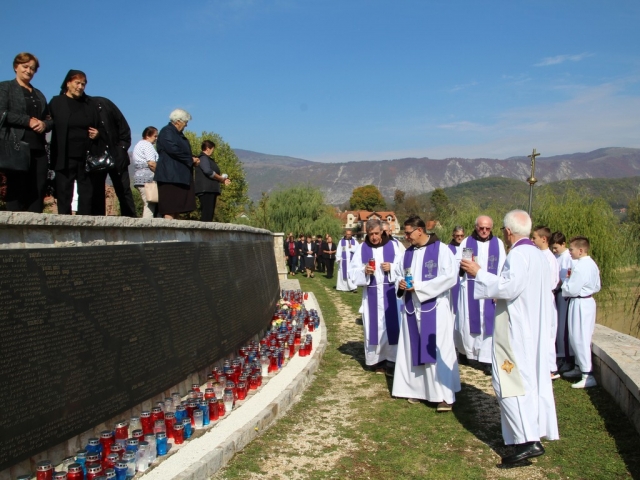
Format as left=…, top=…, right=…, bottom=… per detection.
left=532, top=226, right=560, bottom=378
left=349, top=219, right=405, bottom=374
left=462, top=210, right=559, bottom=465
left=561, top=236, right=601, bottom=388
left=550, top=232, right=575, bottom=371
left=336, top=230, right=358, bottom=292
left=392, top=215, right=460, bottom=412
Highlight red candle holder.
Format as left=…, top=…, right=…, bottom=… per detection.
left=109, top=443, right=124, bottom=459
left=99, top=430, right=114, bottom=457
left=165, top=412, right=176, bottom=439
left=36, top=461, right=53, bottom=480
left=139, top=412, right=152, bottom=435
left=237, top=382, right=247, bottom=400
left=209, top=397, right=219, bottom=421
left=114, top=420, right=129, bottom=443
left=103, top=453, right=119, bottom=471
left=173, top=422, right=185, bottom=445
left=192, top=383, right=201, bottom=392
left=204, top=388, right=215, bottom=399
left=132, top=429, right=144, bottom=445
left=218, top=398, right=226, bottom=416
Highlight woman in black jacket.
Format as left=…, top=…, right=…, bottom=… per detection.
left=153, top=109, right=199, bottom=219
left=0, top=52, right=53, bottom=212
left=48, top=69, right=103, bottom=215
left=195, top=139, right=231, bottom=222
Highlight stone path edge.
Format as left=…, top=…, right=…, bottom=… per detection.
left=171, top=291, right=327, bottom=480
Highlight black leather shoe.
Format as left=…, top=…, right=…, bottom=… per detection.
left=501, top=441, right=545, bottom=464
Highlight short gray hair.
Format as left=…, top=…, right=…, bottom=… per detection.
left=503, top=210, right=532, bottom=236
left=452, top=225, right=464, bottom=234
left=366, top=218, right=383, bottom=232
left=381, top=221, right=390, bottom=230
left=169, top=108, right=192, bottom=123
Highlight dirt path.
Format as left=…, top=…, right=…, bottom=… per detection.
left=213, top=284, right=557, bottom=479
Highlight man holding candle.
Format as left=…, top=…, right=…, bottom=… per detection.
left=392, top=215, right=460, bottom=411
left=349, top=218, right=405, bottom=375
left=461, top=210, right=559, bottom=464
left=455, top=215, right=506, bottom=372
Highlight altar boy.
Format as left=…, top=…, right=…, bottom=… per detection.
left=561, top=236, right=601, bottom=389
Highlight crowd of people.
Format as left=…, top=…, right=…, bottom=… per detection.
left=317, top=212, right=600, bottom=465
left=0, top=52, right=230, bottom=220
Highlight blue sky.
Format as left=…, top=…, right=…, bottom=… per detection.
left=4, top=1, right=640, bottom=162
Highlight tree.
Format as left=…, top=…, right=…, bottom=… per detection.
left=430, top=188, right=452, bottom=222
left=253, top=185, right=343, bottom=239
left=393, top=189, right=406, bottom=206
left=184, top=130, right=249, bottom=223
left=349, top=185, right=386, bottom=211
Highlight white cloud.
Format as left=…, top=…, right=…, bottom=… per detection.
left=447, top=81, right=478, bottom=93
left=534, top=53, right=594, bottom=67
left=305, top=79, right=640, bottom=162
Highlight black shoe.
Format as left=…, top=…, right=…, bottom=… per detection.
left=501, top=441, right=545, bottom=464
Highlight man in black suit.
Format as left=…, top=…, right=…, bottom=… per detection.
left=315, top=235, right=325, bottom=273
left=302, top=235, right=318, bottom=278
left=295, top=234, right=305, bottom=274
left=322, top=235, right=337, bottom=279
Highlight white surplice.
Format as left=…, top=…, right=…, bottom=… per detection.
left=455, top=236, right=506, bottom=363
left=336, top=238, right=357, bottom=291
left=349, top=240, right=405, bottom=365
left=541, top=248, right=559, bottom=372
left=474, top=239, right=559, bottom=445
left=554, top=250, right=574, bottom=358
left=392, top=241, right=461, bottom=403
left=561, top=255, right=601, bottom=373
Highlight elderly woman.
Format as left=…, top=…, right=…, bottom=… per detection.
left=0, top=52, right=53, bottom=212
left=133, top=126, right=159, bottom=218
left=195, top=139, right=231, bottom=222
left=48, top=69, right=101, bottom=215
left=153, top=109, right=199, bottom=219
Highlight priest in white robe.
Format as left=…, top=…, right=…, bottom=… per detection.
left=336, top=229, right=358, bottom=292
left=462, top=210, right=559, bottom=465
left=392, top=215, right=460, bottom=412
left=349, top=218, right=405, bottom=373
left=455, top=215, right=506, bottom=366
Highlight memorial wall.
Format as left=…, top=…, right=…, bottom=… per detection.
left=0, top=213, right=279, bottom=472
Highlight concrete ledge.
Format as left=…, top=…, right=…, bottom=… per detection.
left=140, top=282, right=327, bottom=480
left=592, top=324, right=640, bottom=434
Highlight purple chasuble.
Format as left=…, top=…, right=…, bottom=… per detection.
left=448, top=244, right=460, bottom=315
left=465, top=236, right=500, bottom=335
left=361, top=241, right=400, bottom=346
left=403, top=242, right=440, bottom=366
left=340, top=238, right=356, bottom=280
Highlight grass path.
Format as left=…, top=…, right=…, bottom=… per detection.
left=213, top=274, right=640, bottom=479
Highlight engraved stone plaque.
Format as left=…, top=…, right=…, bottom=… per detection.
left=0, top=240, right=279, bottom=469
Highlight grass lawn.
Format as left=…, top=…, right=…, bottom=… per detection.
left=214, top=271, right=640, bottom=479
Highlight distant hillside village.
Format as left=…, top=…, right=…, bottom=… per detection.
left=336, top=209, right=438, bottom=238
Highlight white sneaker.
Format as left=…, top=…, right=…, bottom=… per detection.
left=572, top=374, right=597, bottom=389
left=562, top=366, right=582, bottom=378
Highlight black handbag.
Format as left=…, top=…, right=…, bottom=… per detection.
left=0, top=111, right=31, bottom=172
left=85, top=147, right=115, bottom=173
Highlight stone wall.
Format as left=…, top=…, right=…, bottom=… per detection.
left=0, top=212, right=280, bottom=477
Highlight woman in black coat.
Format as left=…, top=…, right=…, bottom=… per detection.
left=195, top=139, right=231, bottom=222
left=0, top=52, right=53, bottom=212
left=153, top=109, right=200, bottom=219
left=48, top=69, right=103, bottom=215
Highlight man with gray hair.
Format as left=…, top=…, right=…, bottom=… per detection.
left=455, top=215, right=506, bottom=371
left=461, top=210, right=559, bottom=464
left=349, top=218, right=405, bottom=374
left=382, top=221, right=398, bottom=243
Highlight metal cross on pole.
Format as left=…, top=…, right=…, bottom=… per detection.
left=527, top=148, right=540, bottom=216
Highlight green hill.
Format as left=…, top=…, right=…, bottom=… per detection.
left=440, top=176, right=640, bottom=209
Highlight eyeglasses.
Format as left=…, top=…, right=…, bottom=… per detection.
left=404, top=229, right=418, bottom=237
left=476, top=227, right=492, bottom=231
left=454, top=234, right=464, bottom=238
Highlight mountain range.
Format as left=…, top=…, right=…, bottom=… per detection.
left=235, top=147, right=640, bottom=204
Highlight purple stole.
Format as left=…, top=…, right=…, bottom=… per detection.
left=448, top=244, right=460, bottom=315
left=466, top=236, right=500, bottom=335
left=361, top=242, right=400, bottom=346
left=340, top=238, right=356, bottom=280
left=403, top=242, right=440, bottom=366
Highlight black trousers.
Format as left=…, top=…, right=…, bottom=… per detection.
left=198, top=192, right=218, bottom=222
left=55, top=157, right=95, bottom=215
left=325, top=258, right=335, bottom=278
left=287, top=255, right=296, bottom=273
left=3, top=149, right=48, bottom=212
left=91, top=169, right=137, bottom=217
left=316, top=255, right=325, bottom=272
